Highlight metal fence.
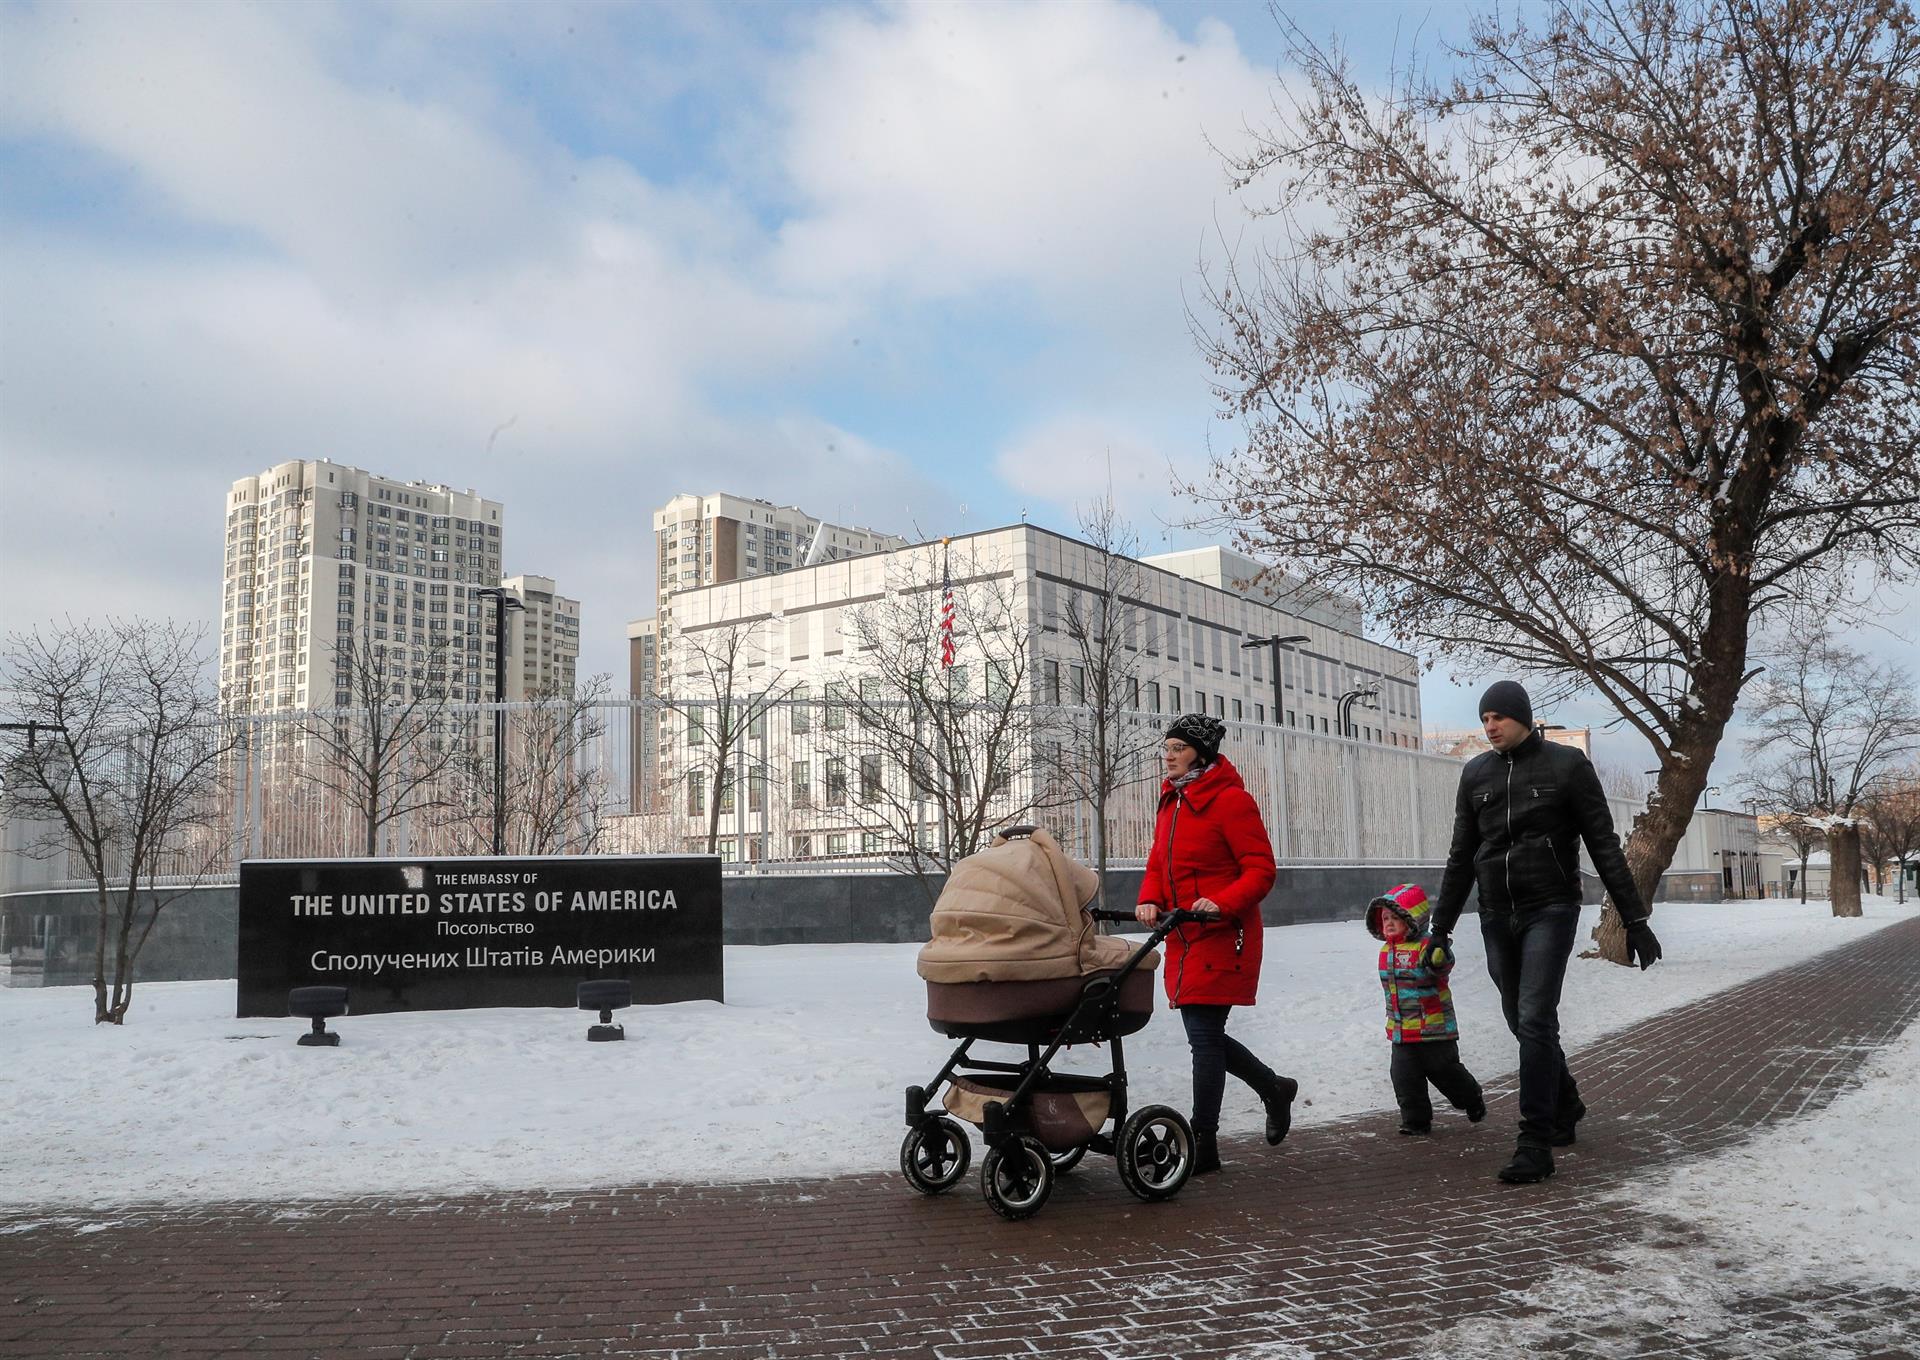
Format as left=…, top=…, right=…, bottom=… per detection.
left=2, top=698, right=1464, bottom=892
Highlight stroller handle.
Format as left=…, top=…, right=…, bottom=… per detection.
left=1089, top=907, right=1215, bottom=927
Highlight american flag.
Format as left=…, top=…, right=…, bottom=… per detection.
left=938, top=543, right=956, bottom=669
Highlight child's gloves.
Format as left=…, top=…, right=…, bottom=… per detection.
left=1419, top=933, right=1453, bottom=972
left=1624, top=918, right=1663, bottom=970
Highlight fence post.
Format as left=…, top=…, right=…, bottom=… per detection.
left=1407, top=755, right=1423, bottom=860
left=246, top=717, right=263, bottom=861
left=734, top=706, right=750, bottom=867
left=1274, top=724, right=1292, bottom=861
left=1343, top=740, right=1360, bottom=860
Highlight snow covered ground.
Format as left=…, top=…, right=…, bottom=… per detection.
left=2, top=895, right=1913, bottom=1212
left=1432, top=1017, right=1920, bottom=1359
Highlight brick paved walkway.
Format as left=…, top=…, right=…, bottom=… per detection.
left=6, top=916, right=1919, bottom=1360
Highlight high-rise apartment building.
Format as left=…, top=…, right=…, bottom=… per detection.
left=650, top=491, right=905, bottom=632
left=632, top=492, right=907, bottom=802
left=501, top=574, right=580, bottom=700
left=220, top=460, right=504, bottom=713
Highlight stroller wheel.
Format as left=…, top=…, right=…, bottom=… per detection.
left=900, top=1117, right=973, bottom=1195
left=1116, top=1105, right=1195, bottom=1202
left=980, top=1135, right=1055, bottom=1220
left=1049, top=1144, right=1088, bottom=1175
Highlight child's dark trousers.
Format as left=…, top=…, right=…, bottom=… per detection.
left=1389, top=1039, right=1483, bottom=1128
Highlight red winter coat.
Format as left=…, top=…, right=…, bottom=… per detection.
left=1137, top=756, right=1277, bottom=1007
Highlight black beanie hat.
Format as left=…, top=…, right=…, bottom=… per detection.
left=1478, top=680, right=1533, bottom=728
left=1165, top=712, right=1226, bottom=764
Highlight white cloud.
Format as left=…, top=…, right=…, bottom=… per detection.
left=772, top=0, right=1269, bottom=322
left=0, top=0, right=1301, bottom=684
left=0, top=1, right=954, bottom=681
left=990, top=414, right=1208, bottom=542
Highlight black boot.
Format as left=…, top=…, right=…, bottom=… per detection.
left=1497, top=1145, right=1555, bottom=1184
left=1262, top=1076, right=1299, bottom=1146
left=1549, top=1097, right=1587, bottom=1147
left=1192, top=1131, right=1221, bottom=1176
left=1465, top=1099, right=1488, bottom=1123
left=1398, top=1120, right=1431, bottom=1136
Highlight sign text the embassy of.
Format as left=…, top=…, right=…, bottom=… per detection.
left=238, top=856, right=723, bottom=1017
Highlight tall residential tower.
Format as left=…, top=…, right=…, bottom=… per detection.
left=220, top=460, right=504, bottom=713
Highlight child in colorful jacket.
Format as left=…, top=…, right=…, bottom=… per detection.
left=1367, top=883, right=1487, bottom=1135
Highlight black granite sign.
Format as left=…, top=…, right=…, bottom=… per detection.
left=236, top=856, right=723, bottom=1017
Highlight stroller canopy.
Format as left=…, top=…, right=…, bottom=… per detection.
left=917, top=827, right=1151, bottom=984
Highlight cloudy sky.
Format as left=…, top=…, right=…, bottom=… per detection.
left=1, top=0, right=1912, bottom=788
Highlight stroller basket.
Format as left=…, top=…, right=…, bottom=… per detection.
left=944, top=1073, right=1113, bottom=1152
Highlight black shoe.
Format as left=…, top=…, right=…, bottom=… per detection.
left=1398, top=1121, right=1431, bottom=1136
left=1497, top=1145, right=1555, bottom=1184
left=1263, top=1076, right=1299, bottom=1145
left=1192, top=1132, right=1221, bottom=1176
left=1549, top=1097, right=1587, bottom=1147
left=1465, top=1100, right=1488, bottom=1124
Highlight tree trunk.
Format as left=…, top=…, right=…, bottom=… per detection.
left=1829, top=825, right=1864, bottom=918
left=1599, top=722, right=1719, bottom=962
left=1798, top=848, right=1810, bottom=903
left=91, top=880, right=111, bottom=1025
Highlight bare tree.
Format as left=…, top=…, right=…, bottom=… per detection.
left=1597, top=762, right=1651, bottom=803
left=2, top=620, right=234, bottom=1023
left=1192, top=0, right=1920, bottom=960
left=1742, top=636, right=1919, bottom=916
left=1861, top=764, right=1920, bottom=904
left=840, top=541, right=1046, bottom=900
left=661, top=622, right=802, bottom=855
left=298, top=626, right=460, bottom=856
left=1054, top=493, right=1161, bottom=904
left=439, top=676, right=616, bottom=855
left=1739, top=760, right=1827, bottom=902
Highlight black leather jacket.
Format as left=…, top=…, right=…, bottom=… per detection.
left=1432, top=730, right=1647, bottom=935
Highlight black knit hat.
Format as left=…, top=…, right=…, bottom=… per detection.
left=1478, top=680, right=1533, bottom=729
left=1164, top=712, right=1226, bottom=764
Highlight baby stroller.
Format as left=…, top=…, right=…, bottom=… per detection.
left=901, top=825, right=1205, bottom=1219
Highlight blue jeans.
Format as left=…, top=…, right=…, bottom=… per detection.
left=1179, top=1004, right=1280, bottom=1138
left=1480, top=904, right=1581, bottom=1148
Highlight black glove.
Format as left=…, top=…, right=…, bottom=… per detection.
left=1625, top=919, right=1662, bottom=970
left=1419, top=933, right=1453, bottom=972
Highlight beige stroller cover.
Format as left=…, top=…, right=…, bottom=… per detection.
left=916, top=827, right=1156, bottom=983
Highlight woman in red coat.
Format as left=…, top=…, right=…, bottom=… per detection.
left=1135, top=713, right=1297, bottom=1174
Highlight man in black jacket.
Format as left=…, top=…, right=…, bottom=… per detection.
left=1426, top=680, right=1663, bottom=1184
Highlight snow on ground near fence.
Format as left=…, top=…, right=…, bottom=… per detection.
left=1432, top=1017, right=1920, bottom=1358
left=2, top=897, right=1914, bottom=1210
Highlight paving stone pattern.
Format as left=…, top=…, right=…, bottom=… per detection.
left=6, top=917, right=1919, bottom=1360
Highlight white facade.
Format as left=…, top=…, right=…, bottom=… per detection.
left=501, top=573, right=580, bottom=700
left=667, top=524, right=1424, bottom=743
left=220, top=460, right=504, bottom=713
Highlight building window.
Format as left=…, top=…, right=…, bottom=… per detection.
left=1147, top=682, right=1161, bottom=713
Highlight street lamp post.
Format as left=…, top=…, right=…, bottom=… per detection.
left=0, top=721, right=68, bottom=751
left=473, top=587, right=525, bottom=855
left=1240, top=634, right=1310, bottom=725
